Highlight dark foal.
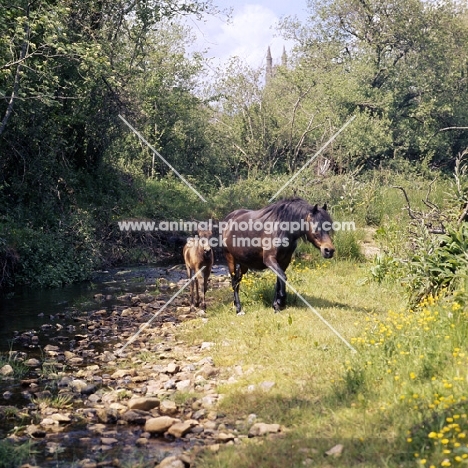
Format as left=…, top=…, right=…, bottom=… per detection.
left=183, top=230, right=214, bottom=311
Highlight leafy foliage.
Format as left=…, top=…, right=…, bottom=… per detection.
left=405, top=224, right=468, bottom=305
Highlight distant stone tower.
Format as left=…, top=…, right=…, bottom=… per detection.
left=266, top=46, right=273, bottom=83
left=265, top=46, right=288, bottom=83
left=281, top=46, right=287, bottom=67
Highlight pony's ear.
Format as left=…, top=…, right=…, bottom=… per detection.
left=322, top=203, right=328, bottom=211
left=312, top=204, right=318, bottom=214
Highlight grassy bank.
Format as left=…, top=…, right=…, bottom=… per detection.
left=0, top=167, right=453, bottom=289
left=175, top=255, right=468, bottom=467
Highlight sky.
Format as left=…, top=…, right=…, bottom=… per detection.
left=187, top=0, right=311, bottom=69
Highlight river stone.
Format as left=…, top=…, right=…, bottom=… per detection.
left=128, top=397, right=160, bottom=411
left=248, top=423, right=281, bottom=437
left=135, top=437, right=148, bottom=447
left=71, top=379, right=88, bottom=393
left=25, top=358, right=41, bottom=367
left=0, top=364, right=13, bottom=376
left=200, top=342, right=214, bottom=350
left=121, top=410, right=149, bottom=425
left=101, top=351, right=116, bottom=362
left=166, top=420, right=198, bottom=438
left=156, top=456, right=185, bottom=468
left=207, top=411, right=217, bottom=421
left=325, top=444, right=344, bottom=457
left=200, top=395, right=217, bottom=408
left=51, top=413, right=71, bottom=424
left=192, top=409, right=205, bottom=420
left=198, top=364, right=217, bottom=379
left=81, top=384, right=97, bottom=395
left=260, top=381, right=276, bottom=392
left=166, top=362, right=180, bottom=374
left=68, top=357, right=84, bottom=366
left=121, top=308, right=133, bottom=317
left=109, top=402, right=127, bottom=411
left=144, top=416, right=179, bottom=434
left=96, top=408, right=119, bottom=424
left=64, top=351, right=76, bottom=360
left=216, top=432, right=236, bottom=443
left=40, top=418, right=56, bottom=426
left=26, top=424, right=46, bottom=438
left=164, top=380, right=176, bottom=390
left=175, top=379, right=191, bottom=391
left=203, top=421, right=217, bottom=430
left=111, top=369, right=136, bottom=379
left=101, top=437, right=118, bottom=445
left=159, top=400, right=178, bottom=415
left=87, top=394, right=100, bottom=404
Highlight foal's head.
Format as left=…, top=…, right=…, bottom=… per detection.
left=197, top=229, right=213, bottom=260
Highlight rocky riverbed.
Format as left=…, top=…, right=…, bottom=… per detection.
left=0, top=265, right=284, bottom=468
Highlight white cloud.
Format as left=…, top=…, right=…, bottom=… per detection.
left=189, top=4, right=293, bottom=69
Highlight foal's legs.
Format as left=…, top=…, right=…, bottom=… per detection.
left=200, top=263, right=212, bottom=310
left=194, top=267, right=201, bottom=307
left=186, top=266, right=196, bottom=310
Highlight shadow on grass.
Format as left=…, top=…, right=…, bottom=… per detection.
left=206, top=389, right=412, bottom=468
left=242, top=283, right=378, bottom=315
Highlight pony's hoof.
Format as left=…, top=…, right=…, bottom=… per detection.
left=273, top=302, right=285, bottom=312
left=237, top=310, right=246, bottom=316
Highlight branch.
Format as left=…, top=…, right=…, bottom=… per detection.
left=393, top=185, right=418, bottom=220
left=0, top=20, right=30, bottom=137
left=458, top=202, right=468, bottom=224
left=393, top=184, right=446, bottom=234
left=438, top=126, right=468, bottom=133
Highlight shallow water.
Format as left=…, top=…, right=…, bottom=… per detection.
left=0, top=262, right=228, bottom=466
left=0, top=263, right=228, bottom=352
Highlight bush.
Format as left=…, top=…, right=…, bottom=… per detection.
left=405, top=224, right=468, bottom=305
left=11, top=213, right=100, bottom=288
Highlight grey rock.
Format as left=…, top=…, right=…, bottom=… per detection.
left=159, top=399, right=178, bottom=415
left=144, top=416, right=180, bottom=434
left=248, top=423, right=281, bottom=437
left=128, top=397, right=160, bottom=411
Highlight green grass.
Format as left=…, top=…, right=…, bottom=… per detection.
left=0, top=355, right=29, bottom=379
left=0, top=440, right=34, bottom=468
left=175, top=257, right=468, bottom=467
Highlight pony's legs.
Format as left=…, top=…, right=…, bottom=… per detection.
left=225, top=251, right=247, bottom=314
left=273, top=275, right=287, bottom=311
left=233, top=263, right=248, bottom=315
left=263, top=256, right=287, bottom=312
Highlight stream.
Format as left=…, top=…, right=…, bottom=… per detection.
left=0, top=263, right=230, bottom=467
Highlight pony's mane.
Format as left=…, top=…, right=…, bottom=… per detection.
left=261, top=197, right=328, bottom=224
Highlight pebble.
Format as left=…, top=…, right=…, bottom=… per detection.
left=0, top=364, right=14, bottom=376
left=144, top=416, right=180, bottom=434
left=248, top=423, right=281, bottom=437
left=0, top=273, right=286, bottom=467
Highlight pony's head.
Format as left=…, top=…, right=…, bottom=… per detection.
left=305, top=204, right=335, bottom=259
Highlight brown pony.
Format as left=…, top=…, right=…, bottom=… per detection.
left=221, top=198, right=335, bottom=314
left=183, top=230, right=214, bottom=311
